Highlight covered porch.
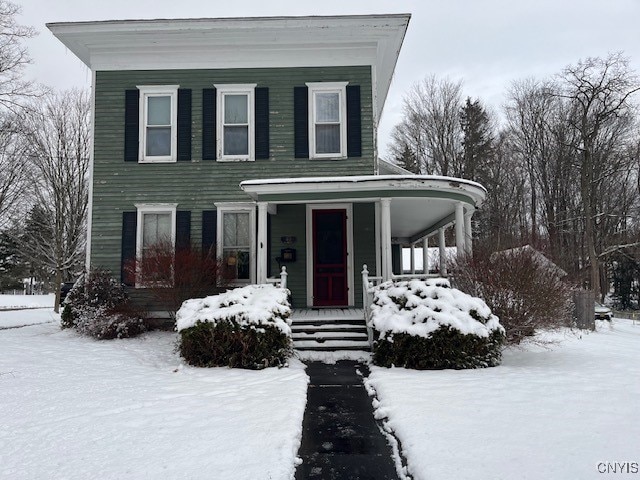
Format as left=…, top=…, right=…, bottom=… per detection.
left=241, top=175, right=487, bottom=309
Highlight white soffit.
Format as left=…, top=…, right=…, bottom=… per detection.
left=47, top=14, right=411, bottom=119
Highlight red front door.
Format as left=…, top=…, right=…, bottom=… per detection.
left=312, top=209, right=348, bottom=307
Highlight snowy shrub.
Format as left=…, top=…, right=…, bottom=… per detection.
left=369, top=279, right=505, bottom=369
left=62, top=269, right=146, bottom=339
left=176, top=284, right=292, bottom=369
left=453, top=246, right=572, bottom=345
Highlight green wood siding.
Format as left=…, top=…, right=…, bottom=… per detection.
left=91, top=66, right=374, bottom=274
left=269, top=204, right=307, bottom=308
left=353, top=203, right=377, bottom=307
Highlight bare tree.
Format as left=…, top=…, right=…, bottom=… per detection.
left=0, top=1, right=38, bottom=112
left=21, top=89, right=90, bottom=311
left=555, top=53, right=640, bottom=298
left=0, top=114, right=29, bottom=228
left=387, top=75, right=463, bottom=175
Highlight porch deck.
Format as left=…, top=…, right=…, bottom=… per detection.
left=291, top=308, right=365, bottom=322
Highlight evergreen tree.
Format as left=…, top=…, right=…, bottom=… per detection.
left=459, top=97, right=494, bottom=182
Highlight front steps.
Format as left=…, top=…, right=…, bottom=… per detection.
left=290, top=309, right=370, bottom=352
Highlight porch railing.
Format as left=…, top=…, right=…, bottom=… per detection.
left=361, top=264, right=382, bottom=348
left=361, top=265, right=450, bottom=348
left=266, top=266, right=288, bottom=289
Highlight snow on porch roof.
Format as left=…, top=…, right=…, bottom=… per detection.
left=240, top=175, right=487, bottom=206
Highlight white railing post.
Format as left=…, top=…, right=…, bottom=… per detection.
left=362, top=264, right=374, bottom=348
left=280, top=265, right=288, bottom=289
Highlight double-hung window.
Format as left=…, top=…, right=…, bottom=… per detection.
left=138, top=85, right=179, bottom=162
left=216, top=203, right=256, bottom=283
left=215, top=84, right=256, bottom=161
left=134, top=204, right=177, bottom=286
left=307, top=82, right=348, bottom=159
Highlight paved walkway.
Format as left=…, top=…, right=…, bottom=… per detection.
left=295, top=361, right=399, bottom=480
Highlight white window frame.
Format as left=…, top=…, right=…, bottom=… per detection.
left=137, top=85, right=179, bottom=163
left=306, top=81, right=348, bottom=159
left=134, top=203, right=178, bottom=288
left=214, top=84, right=257, bottom=162
left=215, top=202, right=257, bottom=284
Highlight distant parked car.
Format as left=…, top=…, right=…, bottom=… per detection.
left=60, top=282, right=75, bottom=303
left=595, top=302, right=613, bottom=321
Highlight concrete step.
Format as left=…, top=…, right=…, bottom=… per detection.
left=293, top=332, right=368, bottom=341
left=294, top=339, right=371, bottom=351
left=291, top=324, right=367, bottom=334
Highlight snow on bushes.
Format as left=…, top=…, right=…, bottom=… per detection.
left=369, top=278, right=505, bottom=369
left=176, top=284, right=293, bottom=369
left=61, top=269, right=145, bottom=340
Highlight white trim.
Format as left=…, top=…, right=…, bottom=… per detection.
left=306, top=82, right=348, bottom=159
left=214, top=84, right=256, bottom=162
left=374, top=201, right=381, bottom=278
left=134, top=203, right=178, bottom=288
left=256, top=202, right=268, bottom=284
left=137, top=85, right=179, bottom=163
left=215, top=202, right=257, bottom=284
left=47, top=14, right=410, bottom=121
left=85, top=70, right=96, bottom=271
left=305, top=203, right=354, bottom=307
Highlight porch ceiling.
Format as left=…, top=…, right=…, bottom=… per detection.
left=390, top=197, right=455, bottom=242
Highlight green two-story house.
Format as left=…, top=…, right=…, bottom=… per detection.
left=48, top=15, right=485, bottom=339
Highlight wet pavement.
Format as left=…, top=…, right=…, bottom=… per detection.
left=295, top=361, right=399, bottom=480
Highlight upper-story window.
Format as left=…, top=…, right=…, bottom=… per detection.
left=215, top=84, right=256, bottom=161
left=306, top=82, right=348, bottom=159
left=137, top=85, right=179, bottom=163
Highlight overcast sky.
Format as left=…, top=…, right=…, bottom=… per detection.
left=20, top=0, right=640, bottom=157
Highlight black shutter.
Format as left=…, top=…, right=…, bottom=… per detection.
left=255, top=87, right=269, bottom=159
left=121, top=211, right=137, bottom=285
left=202, top=88, right=216, bottom=160
left=294, top=86, right=309, bottom=158
left=202, top=210, right=217, bottom=256
left=176, top=211, right=191, bottom=252
left=346, top=85, right=362, bottom=158
left=124, top=90, right=139, bottom=162
left=177, top=89, right=192, bottom=161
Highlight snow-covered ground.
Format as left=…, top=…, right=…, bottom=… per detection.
left=1, top=320, right=308, bottom=480
left=0, top=294, right=54, bottom=309
left=0, top=308, right=58, bottom=329
left=366, top=319, right=640, bottom=480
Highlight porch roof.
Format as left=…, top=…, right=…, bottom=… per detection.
left=240, top=175, right=487, bottom=244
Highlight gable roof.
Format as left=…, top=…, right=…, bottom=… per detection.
left=47, top=14, right=410, bottom=120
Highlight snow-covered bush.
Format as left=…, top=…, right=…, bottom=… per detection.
left=62, top=269, right=145, bottom=339
left=369, top=279, right=505, bottom=369
left=453, top=246, right=572, bottom=345
left=176, top=284, right=292, bottom=369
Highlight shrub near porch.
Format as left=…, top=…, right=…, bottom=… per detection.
left=176, top=284, right=292, bottom=369
left=369, top=279, right=505, bottom=369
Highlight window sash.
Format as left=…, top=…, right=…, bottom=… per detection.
left=215, top=85, right=256, bottom=161
left=138, top=86, right=179, bottom=162
left=307, top=83, right=347, bottom=159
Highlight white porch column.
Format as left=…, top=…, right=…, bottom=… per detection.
left=438, top=227, right=447, bottom=276
left=422, top=237, right=429, bottom=274
left=455, top=202, right=466, bottom=258
left=465, top=211, right=473, bottom=256
left=380, top=198, right=392, bottom=281
left=410, top=244, right=415, bottom=274
left=257, top=202, right=268, bottom=284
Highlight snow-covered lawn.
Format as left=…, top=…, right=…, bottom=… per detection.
left=367, top=319, right=640, bottom=480
left=0, top=294, right=54, bottom=309
left=1, top=320, right=308, bottom=480
left=0, top=308, right=58, bottom=329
